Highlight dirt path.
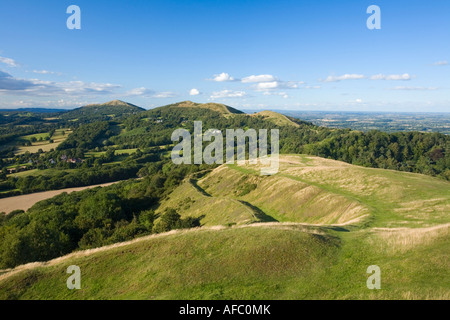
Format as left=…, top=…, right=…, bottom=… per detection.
left=0, top=181, right=122, bottom=214
left=0, top=222, right=327, bottom=282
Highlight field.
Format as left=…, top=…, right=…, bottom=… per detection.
left=281, top=111, right=450, bottom=134
left=15, top=129, right=72, bottom=155
left=85, top=148, right=138, bottom=158
left=0, top=154, right=448, bottom=299
left=0, top=181, right=122, bottom=214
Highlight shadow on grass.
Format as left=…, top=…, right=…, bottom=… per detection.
left=237, top=200, right=278, bottom=222
left=189, top=179, right=212, bottom=197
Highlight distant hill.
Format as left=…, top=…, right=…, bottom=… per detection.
left=164, top=101, right=244, bottom=116
left=251, top=110, right=300, bottom=127
left=60, top=100, right=145, bottom=121
left=0, top=108, right=68, bottom=114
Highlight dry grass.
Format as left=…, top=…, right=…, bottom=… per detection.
left=155, top=179, right=257, bottom=226
left=370, top=223, right=450, bottom=253
left=198, top=161, right=370, bottom=225
left=0, top=222, right=327, bottom=283
left=250, top=110, right=300, bottom=127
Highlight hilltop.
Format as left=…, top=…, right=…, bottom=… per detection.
left=60, top=100, right=145, bottom=121
left=251, top=110, right=300, bottom=127
left=161, top=101, right=244, bottom=116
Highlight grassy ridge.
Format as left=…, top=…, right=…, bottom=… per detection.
left=0, top=226, right=340, bottom=300
left=0, top=154, right=448, bottom=299
left=0, top=223, right=448, bottom=299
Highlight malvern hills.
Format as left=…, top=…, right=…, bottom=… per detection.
left=0, top=99, right=448, bottom=300
left=61, top=100, right=301, bottom=127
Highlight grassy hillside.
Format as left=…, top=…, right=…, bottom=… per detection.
left=60, top=100, right=144, bottom=121
left=168, top=101, right=244, bottom=116
left=251, top=110, right=300, bottom=127
left=0, top=154, right=448, bottom=299
left=0, top=222, right=448, bottom=300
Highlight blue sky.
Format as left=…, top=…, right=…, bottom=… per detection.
left=0, top=0, right=449, bottom=111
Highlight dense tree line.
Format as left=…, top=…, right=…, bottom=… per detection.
left=115, top=106, right=450, bottom=180
left=0, top=162, right=209, bottom=268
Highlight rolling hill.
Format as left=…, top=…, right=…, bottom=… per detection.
left=158, top=101, right=244, bottom=116
left=251, top=110, right=300, bottom=127
left=1, top=154, right=448, bottom=299
left=60, top=100, right=145, bottom=121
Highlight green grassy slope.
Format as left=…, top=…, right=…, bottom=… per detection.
left=251, top=110, right=300, bottom=127
left=0, top=155, right=448, bottom=299
left=168, top=101, right=244, bottom=116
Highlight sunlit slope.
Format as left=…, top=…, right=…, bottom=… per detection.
left=168, top=101, right=244, bottom=116
left=1, top=221, right=448, bottom=300
left=198, top=164, right=369, bottom=225
left=0, top=154, right=449, bottom=299
left=251, top=110, right=300, bottom=127
left=0, top=225, right=340, bottom=300
left=197, top=154, right=449, bottom=228
left=155, top=178, right=259, bottom=226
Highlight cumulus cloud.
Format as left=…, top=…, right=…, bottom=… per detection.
left=322, top=74, right=366, bottom=82
left=254, top=81, right=299, bottom=91
left=0, top=70, right=38, bottom=91
left=241, top=74, right=276, bottom=83
left=370, top=73, right=412, bottom=80
left=210, top=89, right=246, bottom=99
left=126, top=87, right=155, bottom=97
left=189, top=88, right=200, bottom=96
left=61, top=81, right=120, bottom=95
left=0, top=56, right=19, bottom=67
left=0, top=70, right=121, bottom=96
left=209, top=72, right=237, bottom=82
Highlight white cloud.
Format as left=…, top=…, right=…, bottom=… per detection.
left=370, top=73, right=412, bottom=80
left=33, top=70, right=61, bottom=75
left=152, top=91, right=179, bottom=98
left=210, top=89, right=246, bottom=99
left=355, top=98, right=363, bottom=103
left=390, top=86, right=438, bottom=91
left=125, top=88, right=178, bottom=98
left=241, top=74, right=276, bottom=83
left=0, top=71, right=121, bottom=96
left=263, top=91, right=289, bottom=98
left=126, top=87, right=155, bottom=97
left=433, top=60, right=448, bottom=66
left=189, top=88, right=200, bottom=96
left=322, top=74, right=366, bottom=82
left=304, top=85, right=321, bottom=89
left=0, top=56, right=19, bottom=67
left=254, top=81, right=299, bottom=91
left=60, top=81, right=121, bottom=95
left=210, top=72, right=237, bottom=82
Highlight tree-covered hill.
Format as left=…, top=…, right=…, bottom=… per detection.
left=59, top=100, right=145, bottom=122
